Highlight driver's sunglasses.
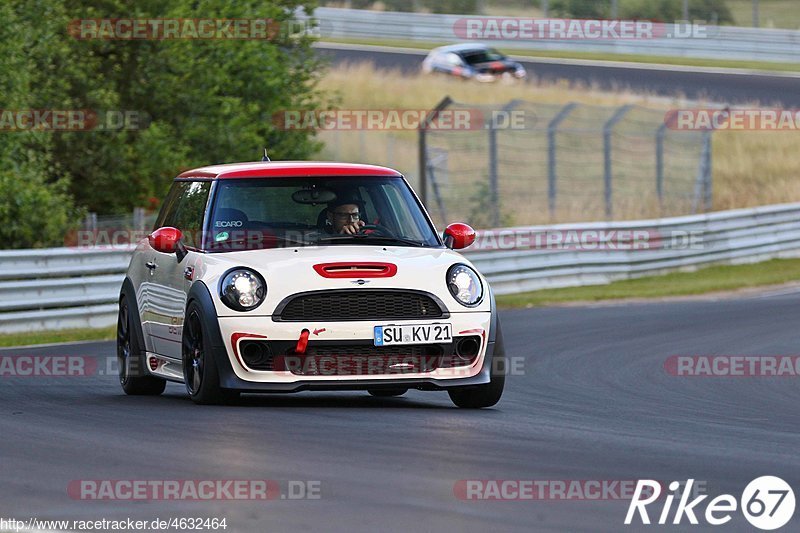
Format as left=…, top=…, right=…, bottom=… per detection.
left=333, top=212, right=360, bottom=221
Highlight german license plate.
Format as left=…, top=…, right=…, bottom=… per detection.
left=374, top=324, right=452, bottom=346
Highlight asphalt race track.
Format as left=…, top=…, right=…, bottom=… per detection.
left=1, top=292, right=799, bottom=532
left=316, top=44, right=800, bottom=107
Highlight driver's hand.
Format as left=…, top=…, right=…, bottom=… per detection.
left=340, top=220, right=365, bottom=235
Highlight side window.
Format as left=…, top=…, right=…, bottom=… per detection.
left=171, top=181, right=211, bottom=248
left=446, top=53, right=463, bottom=66
left=154, top=183, right=184, bottom=230
left=382, top=183, right=424, bottom=240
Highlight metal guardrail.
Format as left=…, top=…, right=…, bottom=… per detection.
left=463, top=202, right=800, bottom=294
left=2, top=202, right=800, bottom=333
left=309, top=7, right=800, bottom=64
left=0, top=247, right=133, bottom=334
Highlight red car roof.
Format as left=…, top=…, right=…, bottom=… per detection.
left=177, top=161, right=403, bottom=180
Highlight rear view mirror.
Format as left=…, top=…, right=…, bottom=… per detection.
left=292, top=188, right=336, bottom=205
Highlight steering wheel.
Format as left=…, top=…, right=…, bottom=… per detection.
left=358, top=224, right=394, bottom=237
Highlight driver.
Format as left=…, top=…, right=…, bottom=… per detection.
left=325, top=194, right=366, bottom=235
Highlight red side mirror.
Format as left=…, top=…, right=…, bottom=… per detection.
left=444, top=223, right=476, bottom=250
left=148, top=227, right=183, bottom=254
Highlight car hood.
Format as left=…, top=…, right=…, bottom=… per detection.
left=191, top=245, right=490, bottom=317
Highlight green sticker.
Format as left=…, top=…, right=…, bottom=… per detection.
left=215, top=232, right=229, bottom=241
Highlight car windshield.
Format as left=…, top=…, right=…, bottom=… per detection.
left=460, top=49, right=506, bottom=65
left=206, top=176, right=441, bottom=251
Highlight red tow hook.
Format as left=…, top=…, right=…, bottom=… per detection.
left=295, top=329, right=310, bottom=355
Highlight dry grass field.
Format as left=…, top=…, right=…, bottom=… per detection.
left=314, top=63, right=800, bottom=226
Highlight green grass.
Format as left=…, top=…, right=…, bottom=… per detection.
left=496, top=258, right=800, bottom=308
left=0, top=326, right=116, bottom=348
left=320, top=37, right=800, bottom=73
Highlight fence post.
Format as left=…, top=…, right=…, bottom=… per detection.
left=426, top=150, right=449, bottom=223
left=655, top=123, right=667, bottom=209
left=84, top=212, right=97, bottom=232
left=603, top=104, right=633, bottom=219
left=418, top=96, right=452, bottom=207
left=548, top=102, right=578, bottom=219
left=702, top=130, right=713, bottom=211
left=691, top=129, right=714, bottom=214
left=133, top=207, right=146, bottom=231
left=488, top=124, right=499, bottom=227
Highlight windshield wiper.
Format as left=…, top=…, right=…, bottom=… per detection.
left=317, top=234, right=426, bottom=247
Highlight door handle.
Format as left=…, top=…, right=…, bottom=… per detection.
left=145, top=261, right=158, bottom=270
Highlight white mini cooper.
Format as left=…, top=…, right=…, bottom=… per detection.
left=118, top=160, right=506, bottom=407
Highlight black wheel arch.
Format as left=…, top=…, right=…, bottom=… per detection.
left=119, top=278, right=147, bottom=360
left=185, top=281, right=238, bottom=389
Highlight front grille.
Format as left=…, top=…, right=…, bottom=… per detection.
left=275, top=290, right=445, bottom=321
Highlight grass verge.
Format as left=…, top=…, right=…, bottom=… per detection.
left=496, top=258, right=800, bottom=308
left=319, top=38, right=800, bottom=73
left=0, top=326, right=116, bottom=348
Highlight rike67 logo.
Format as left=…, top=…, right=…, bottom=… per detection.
left=626, top=477, right=795, bottom=530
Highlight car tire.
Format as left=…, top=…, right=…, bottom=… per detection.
left=367, top=388, right=407, bottom=397
left=448, top=360, right=505, bottom=408
left=117, top=295, right=166, bottom=396
left=448, top=322, right=506, bottom=409
left=182, top=301, right=240, bottom=405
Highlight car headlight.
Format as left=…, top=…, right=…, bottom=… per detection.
left=446, top=264, right=483, bottom=307
left=220, top=268, right=266, bottom=311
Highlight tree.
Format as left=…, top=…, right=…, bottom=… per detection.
left=0, top=1, right=81, bottom=248
left=0, top=0, right=325, bottom=223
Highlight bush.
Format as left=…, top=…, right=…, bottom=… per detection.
left=0, top=0, right=325, bottom=220
left=0, top=168, right=80, bottom=249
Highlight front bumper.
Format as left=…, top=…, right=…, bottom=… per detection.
left=217, top=314, right=491, bottom=391
left=183, top=281, right=503, bottom=393
left=474, top=70, right=526, bottom=83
